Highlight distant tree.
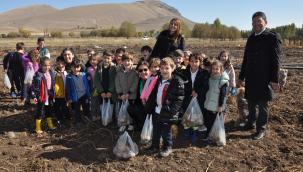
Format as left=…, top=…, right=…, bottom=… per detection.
left=68, top=32, right=76, bottom=37
left=119, top=21, right=136, bottom=38
left=50, top=31, right=63, bottom=38
left=80, top=31, right=90, bottom=37
left=18, top=28, right=31, bottom=38
left=7, top=32, right=20, bottom=38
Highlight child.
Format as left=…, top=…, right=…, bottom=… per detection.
left=182, top=50, right=192, bottom=67
left=36, top=37, right=50, bottom=60
left=113, top=48, right=125, bottom=66
left=127, top=61, right=150, bottom=131
left=218, top=50, right=236, bottom=95
left=172, top=49, right=186, bottom=73
left=204, top=60, right=229, bottom=141
left=32, top=58, right=56, bottom=134
left=85, top=49, right=96, bottom=68
left=115, top=54, right=139, bottom=131
left=140, top=58, right=161, bottom=104
left=3, top=42, right=25, bottom=98
left=94, top=51, right=117, bottom=122
left=66, top=59, right=91, bottom=126
left=22, top=49, right=40, bottom=105
left=54, top=58, right=69, bottom=125
left=140, top=45, right=152, bottom=62
left=182, top=53, right=209, bottom=144
left=202, top=57, right=212, bottom=73
left=87, top=53, right=100, bottom=121
left=145, top=57, right=185, bottom=157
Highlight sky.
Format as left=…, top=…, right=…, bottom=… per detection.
left=0, top=0, right=302, bottom=30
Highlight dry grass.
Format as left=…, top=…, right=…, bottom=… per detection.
left=0, top=37, right=247, bottom=50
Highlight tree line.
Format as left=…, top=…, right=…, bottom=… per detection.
left=1, top=19, right=303, bottom=42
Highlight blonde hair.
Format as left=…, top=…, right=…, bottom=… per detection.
left=161, top=57, right=176, bottom=71
left=149, top=58, right=161, bottom=68
left=210, top=60, right=224, bottom=74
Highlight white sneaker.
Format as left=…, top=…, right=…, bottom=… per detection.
left=127, top=125, right=134, bottom=131
left=198, top=125, right=207, bottom=132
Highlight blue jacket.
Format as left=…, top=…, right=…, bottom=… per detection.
left=65, top=72, right=91, bottom=102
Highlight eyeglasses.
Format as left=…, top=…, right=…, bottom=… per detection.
left=138, top=68, right=148, bottom=73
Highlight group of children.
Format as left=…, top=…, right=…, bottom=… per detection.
left=4, top=40, right=248, bottom=157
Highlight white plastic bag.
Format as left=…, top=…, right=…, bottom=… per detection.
left=209, top=113, right=226, bottom=146
left=113, top=131, right=139, bottom=159
left=115, top=101, right=121, bottom=119
left=4, top=73, right=11, bottom=89
left=24, top=68, right=35, bottom=84
left=140, top=114, right=153, bottom=143
left=117, top=100, right=130, bottom=127
left=101, top=99, right=113, bottom=126
left=182, top=97, right=204, bottom=127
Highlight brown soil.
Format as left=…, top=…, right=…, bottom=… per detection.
left=0, top=45, right=302, bottom=172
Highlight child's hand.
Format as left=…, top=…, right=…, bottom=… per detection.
left=106, top=92, right=112, bottom=98
left=87, top=76, right=91, bottom=80
left=217, top=106, right=223, bottom=112
left=192, top=90, right=197, bottom=97
left=33, top=98, right=38, bottom=104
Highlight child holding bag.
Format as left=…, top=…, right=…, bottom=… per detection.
left=204, top=60, right=229, bottom=143
left=145, top=57, right=185, bottom=157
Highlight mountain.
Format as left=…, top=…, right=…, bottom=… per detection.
left=0, top=0, right=195, bottom=32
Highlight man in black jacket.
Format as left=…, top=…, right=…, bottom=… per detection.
left=239, top=11, right=282, bottom=140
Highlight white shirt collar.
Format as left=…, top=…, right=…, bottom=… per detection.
left=255, top=28, right=266, bottom=36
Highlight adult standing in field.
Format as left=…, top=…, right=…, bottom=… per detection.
left=150, top=18, right=185, bottom=59
left=36, top=37, right=50, bottom=60
left=57, top=48, right=85, bottom=73
left=239, top=11, right=282, bottom=140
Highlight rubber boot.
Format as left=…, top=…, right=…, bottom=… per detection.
left=47, top=117, right=56, bottom=130
left=35, top=119, right=43, bottom=134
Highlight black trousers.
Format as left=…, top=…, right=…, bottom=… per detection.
left=54, top=98, right=70, bottom=122
left=203, top=109, right=217, bottom=136
left=247, top=99, right=269, bottom=132
left=35, top=102, right=53, bottom=119
left=7, top=69, right=24, bottom=94
left=71, top=95, right=90, bottom=122
left=127, top=102, right=147, bottom=131
left=151, top=113, right=173, bottom=149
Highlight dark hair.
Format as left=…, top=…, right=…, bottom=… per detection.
left=217, top=50, right=232, bottom=69
left=40, top=57, right=51, bottom=66
left=62, top=47, right=78, bottom=58
left=173, top=49, right=184, bottom=58
left=203, top=58, right=211, bottom=67
left=103, top=50, right=113, bottom=56
left=56, top=56, right=66, bottom=63
left=141, top=45, right=152, bottom=53
left=115, top=48, right=126, bottom=54
left=137, top=60, right=149, bottom=69
left=122, top=54, right=133, bottom=61
left=16, top=42, right=24, bottom=50
left=37, top=37, right=45, bottom=43
left=189, top=53, right=203, bottom=62
left=71, top=59, right=82, bottom=67
left=252, top=11, right=267, bottom=22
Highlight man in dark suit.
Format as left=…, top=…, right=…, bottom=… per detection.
left=239, top=11, right=282, bottom=140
